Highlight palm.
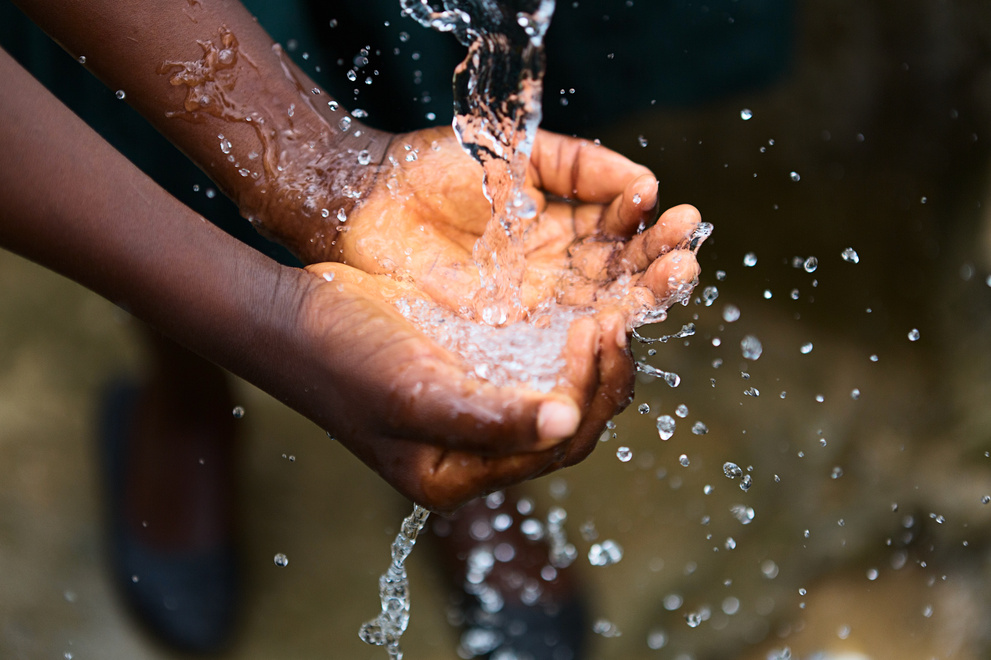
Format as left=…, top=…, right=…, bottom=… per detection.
left=334, top=126, right=704, bottom=325
left=297, top=127, right=705, bottom=510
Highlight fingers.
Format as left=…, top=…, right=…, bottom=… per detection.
left=540, top=311, right=635, bottom=472
left=305, top=263, right=581, bottom=455
left=611, top=204, right=702, bottom=274
left=598, top=173, right=659, bottom=237
left=638, top=249, right=702, bottom=307
left=530, top=130, right=653, bottom=203
left=383, top=363, right=582, bottom=455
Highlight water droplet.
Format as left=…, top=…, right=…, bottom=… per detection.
left=908, top=328, right=920, bottom=342
left=637, top=135, right=648, bottom=147
left=675, top=404, right=689, bottom=418
left=762, top=560, right=779, bottom=579
left=274, top=552, right=289, bottom=567
left=741, top=335, right=763, bottom=360
left=763, top=289, right=773, bottom=299
left=722, top=304, right=741, bottom=323
left=851, top=388, right=861, bottom=400
left=588, top=539, right=624, bottom=566
left=351, top=108, right=368, bottom=118
left=346, top=69, right=357, bottom=82
left=656, top=415, right=676, bottom=440
left=740, top=108, right=753, bottom=121
left=723, top=462, right=743, bottom=479
left=800, top=342, right=813, bottom=354
left=679, top=454, right=690, bottom=467
left=725, top=537, right=737, bottom=550
left=637, top=403, right=650, bottom=414
left=743, top=252, right=758, bottom=267
left=739, top=474, right=753, bottom=492
left=115, top=89, right=126, bottom=100
left=701, top=286, right=719, bottom=306
left=337, top=208, right=348, bottom=222
left=646, top=628, right=668, bottom=649
left=867, top=568, right=879, bottom=581
left=730, top=504, right=755, bottom=524
left=789, top=171, right=801, bottom=182
left=841, top=247, right=860, bottom=263
left=869, top=354, right=879, bottom=362
left=803, top=256, right=818, bottom=273
left=232, top=406, right=245, bottom=419
left=327, top=100, right=339, bottom=111
left=77, top=55, right=86, bottom=64
left=744, top=386, right=760, bottom=397
left=357, top=149, right=372, bottom=166
left=339, top=116, right=352, bottom=131
left=691, top=421, right=708, bottom=435
left=685, top=610, right=706, bottom=628
left=982, top=495, right=990, bottom=504
left=616, top=446, right=633, bottom=462
left=592, top=618, right=622, bottom=637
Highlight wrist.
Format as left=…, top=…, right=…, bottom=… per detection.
left=156, top=27, right=393, bottom=265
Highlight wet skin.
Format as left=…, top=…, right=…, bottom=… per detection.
left=2, top=0, right=704, bottom=511
left=299, top=126, right=704, bottom=510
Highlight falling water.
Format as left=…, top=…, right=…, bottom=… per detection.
left=400, top=0, right=555, bottom=325
left=359, top=504, right=431, bottom=659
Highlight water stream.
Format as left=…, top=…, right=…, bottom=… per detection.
left=401, top=0, right=555, bottom=326
left=360, top=3, right=556, bottom=656
left=358, top=504, right=431, bottom=659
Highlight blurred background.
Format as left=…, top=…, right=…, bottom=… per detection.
left=2, top=0, right=991, bottom=658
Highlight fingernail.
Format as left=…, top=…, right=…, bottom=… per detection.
left=537, top=400, right=580, bottom=445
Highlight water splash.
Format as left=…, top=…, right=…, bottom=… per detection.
left=359, top=504, right=431, bottom=659
left=401, top=0, right=555, bottom=325
left=632, top=322, right=696, bottom=344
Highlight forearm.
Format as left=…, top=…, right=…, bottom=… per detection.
left=11, top=0, right=389, bottom=262
left=0, top=47, right=319, bottom=407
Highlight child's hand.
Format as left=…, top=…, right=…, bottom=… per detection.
left=286, top=128, right=705, bottom=511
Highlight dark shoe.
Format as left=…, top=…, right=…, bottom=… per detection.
left=430, top=493, right=588, bottom=660
left=100, top=379, right=239, bottom=653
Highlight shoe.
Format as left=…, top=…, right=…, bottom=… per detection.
left=430, top=493, right=588, bottom=660
left=99, top=379, right=239, bottom=653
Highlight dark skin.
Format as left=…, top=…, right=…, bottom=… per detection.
left=2, top=1, right=704, bottom=511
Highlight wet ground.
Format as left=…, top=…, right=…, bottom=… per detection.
left=3, top=1, right=991, bottom=659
